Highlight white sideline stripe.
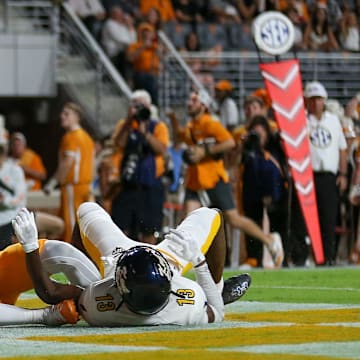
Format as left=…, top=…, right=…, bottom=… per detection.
left=214, top=341, right=360, bottom=359
left=0, top=339, right=164, bottom=357
left=255, top=285, right=360, bottom=292
left=226, top=301, right=360, bottom=313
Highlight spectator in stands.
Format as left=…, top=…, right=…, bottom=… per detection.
left=140, top=0, right=175, bottom=22
left=8, top=132, right=64, bottom=240
left=110, top=90, right=170, bottom=245
left=101, top=0, right=141, bottom=19
left=0, top=127, right=26, bottom=251
left=307, top=0, right=342, bottom=30
left=302, top=3, right=339, bottom=51
left=208, top=0, right=240, bottom=23
left=278, top=0, right=310, bottom=23
left=101, top=6, right=136, bottom=81
left=339, top=10, right=360, bottom=51
left=43, top=102, right=95, bottom=243
left=305, top=81, right=347, bottom=265
left=143, top=7, right=162, bottom=31
left=233, top=0, right=261, bottom=22
left=9, top=132, right=47, bottom=191
left=173, top=0, right=204, bottom=25
left=169, top=89, right=284, bottom=268
left=286, top=5, right=307, bottom=50
left=68, top=0, right=106, bottom=40
left=214, top=80, right=239, bottom=131
left=127, top=23, right=160, bottom=104
left=181, top=31, right=221, bottom=96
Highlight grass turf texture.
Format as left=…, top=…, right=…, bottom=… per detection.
left=19, top=267, right=360, bottom=306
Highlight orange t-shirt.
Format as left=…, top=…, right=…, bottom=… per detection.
left=127, top=42, right=159, bottom=74
left=179, top=113, right=233, bottom=190
left=59, top=128, right=95, bottom=185
left=140, top=0, right=175, bottom=21
left=18, top=148, right=47, bottom=190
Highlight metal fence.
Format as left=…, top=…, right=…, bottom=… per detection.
left=0, top=0, right=58, bottom=33
left=58, top=3, right=131, bottom=135
left=158, top=49, right=360, bottom=123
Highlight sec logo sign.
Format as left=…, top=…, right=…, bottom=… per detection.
left=252, top=11, right=295, bottom=55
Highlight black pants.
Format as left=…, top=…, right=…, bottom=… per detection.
left=0, top=222, right=14, bottom=251
left=314, top=172, right=339, bottom=264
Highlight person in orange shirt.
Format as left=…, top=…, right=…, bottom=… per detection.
left=170, top=90, right=284, bottom=267
left=44, top=102, right=95, bottom=242
left=140, top=0, right=175, bottom=22
left=127, top=23, right=160, bottom=104
left=111, top=90, right=170, bottom=245
left=9, top=132, right=47, bottom=191
left=9, top=132, right=65, bottom=239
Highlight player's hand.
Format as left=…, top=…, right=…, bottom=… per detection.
left=12, top=208, right=39, bottom=253
left=166, top=229, right=205, bottom=266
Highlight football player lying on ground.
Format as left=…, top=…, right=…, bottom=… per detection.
left=0, top=204, right=251, bottom=326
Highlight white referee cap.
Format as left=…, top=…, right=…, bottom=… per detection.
left=304, top=81, right=328, bottom=99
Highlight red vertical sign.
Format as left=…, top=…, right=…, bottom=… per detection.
left=260, top=59, right=324, bottom=264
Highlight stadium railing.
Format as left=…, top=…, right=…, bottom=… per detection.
left=158, top=49, right=360, bottom=122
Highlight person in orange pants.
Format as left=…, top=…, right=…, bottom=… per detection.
left=44, top=102, right=95, bottom=242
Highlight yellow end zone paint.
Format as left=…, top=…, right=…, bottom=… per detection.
left=226, top=308, right=360, bottom=324
left=0, top=350, right=353, bottom=360
left=26, top=325, right=360, bottom=347
left=15, top=298, right=46, bottom=308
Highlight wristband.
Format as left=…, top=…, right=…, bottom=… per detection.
left=22, top=241, right=39, bottom=254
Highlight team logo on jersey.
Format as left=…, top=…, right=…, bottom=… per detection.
left=310, top=126, right=332, bottom=148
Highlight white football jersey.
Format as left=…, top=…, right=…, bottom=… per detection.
left=78, top=272, right=208, bottom=326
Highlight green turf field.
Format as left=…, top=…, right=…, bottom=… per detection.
left=1, top=267, right=360, bottom=360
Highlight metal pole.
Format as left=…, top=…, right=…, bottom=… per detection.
left=3, top=0, right=9, bottom=32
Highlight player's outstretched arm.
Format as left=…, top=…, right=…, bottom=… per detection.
left=167, top=229, right=224, bottom=323
left=12, top=208, right=83, bottom=305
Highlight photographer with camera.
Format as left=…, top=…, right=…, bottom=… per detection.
left=241, top=115, right=287, bottom=267
left=111, top=90, right=170, bottom=244
left=170, top=90, right=284, bottom=268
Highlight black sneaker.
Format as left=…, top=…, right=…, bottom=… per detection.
left=222, top=273, right=251, bottom=305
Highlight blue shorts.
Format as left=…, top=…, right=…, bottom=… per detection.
left=111, top=183, right=165, bottom=238
left=185, top=180, right=235, bottom=211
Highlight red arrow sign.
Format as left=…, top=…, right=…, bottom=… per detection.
left=260, top=59, right=324, bottom=264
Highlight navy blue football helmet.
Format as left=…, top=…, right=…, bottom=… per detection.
left=115, top=246, right=172, bottom=315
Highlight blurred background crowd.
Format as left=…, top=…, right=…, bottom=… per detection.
left=0, top=0, right=360, bottom=269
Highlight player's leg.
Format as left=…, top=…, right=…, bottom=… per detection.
left=40, top=240, right=101, bottom=287
left=35, top=211, right=65, bottom=239
left=0, top=241, right=47, bottom=305
left=204, top=209, right=226, bottom=284
left=60, top=184, right=76, bottom=242
left=157, top=207, right=222, bottom=273
left=75, top=202, right=140, bottom=276
left=0, top=300, right=78, bottom=326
